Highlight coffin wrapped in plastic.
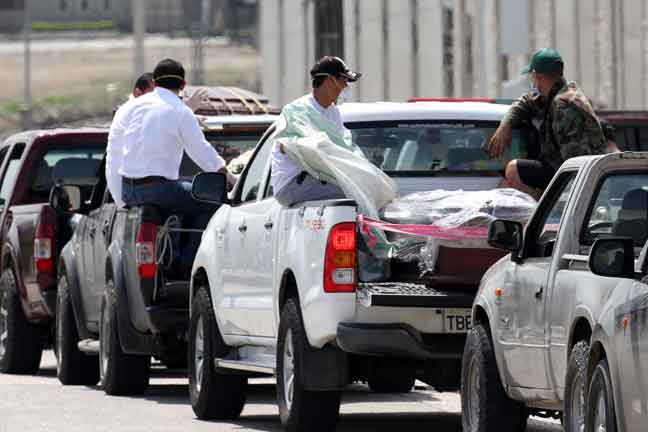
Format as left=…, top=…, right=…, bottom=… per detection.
left=359, top=189, right=537, bottom=283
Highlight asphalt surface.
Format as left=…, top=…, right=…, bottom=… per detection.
left=0, top=351, right=563, bottom=432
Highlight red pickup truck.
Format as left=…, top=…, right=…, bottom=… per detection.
left=0, top=128, right=106, bottom=374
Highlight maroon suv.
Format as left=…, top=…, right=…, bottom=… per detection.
left=0, top=128, right=107, bottom=374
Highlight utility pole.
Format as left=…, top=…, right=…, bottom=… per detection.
left=22, top=0, right=32, bottom=129
left=133, top=0, right=147, bottom=77
left=191, top=0, right=210, bottom=85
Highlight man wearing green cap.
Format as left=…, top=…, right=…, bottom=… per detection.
left=489, top=48, right=606, bottom=197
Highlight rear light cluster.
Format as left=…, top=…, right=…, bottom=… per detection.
left=136, top=223, right=157, bottom=279
left=323, top=222, right=357, bottom=293
left=34, top=206, right=57, bottom=274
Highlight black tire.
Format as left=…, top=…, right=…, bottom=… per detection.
left=55, top=271, right=99, bottom=385
left=585, top=358, right=617, bottom=432
left=99, top=279, right=150, bottom=395
left=277, top=299, right=341, bottom=432
left=564, top=340, right=590, bottom=432
left=461, top=324, right=528, bottom=432
left=0, top=268, right=44, bottom=374
left=189, top=287, right=247, bottom=420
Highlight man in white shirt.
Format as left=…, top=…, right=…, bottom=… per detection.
left=118, top=58, right=233, bottom=275
left=107, top=73, right=210, bottom=208
left=271, top=56, right=361, bottom=206
left=106, top=72, right=154, bottom=208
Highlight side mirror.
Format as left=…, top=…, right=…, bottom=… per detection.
left=49, top=184, right=82, bottom=213
left=488, top=219, right=523, bottom=253
left=589, top=237, right=636, bottom=278
left=191, top=172, right=229, bottom=204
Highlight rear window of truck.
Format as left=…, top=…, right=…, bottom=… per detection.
left=347, top=120, right=531, bottom=175
left=25, top=145, right=105, bottom=204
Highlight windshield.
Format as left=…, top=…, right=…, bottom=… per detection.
left=347, top=120, right=530, bottom=175
left=179, top=132, right=266, bottom=178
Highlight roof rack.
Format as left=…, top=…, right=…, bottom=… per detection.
left=183, top=86, right=282, bottom=116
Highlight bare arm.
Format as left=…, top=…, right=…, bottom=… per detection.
left=488, top=92, right=540, bottom=159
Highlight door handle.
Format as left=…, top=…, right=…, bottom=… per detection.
left=88, top=224, right=96, bottom=237
left=264, top=221, right=273, bottom=230
left=102, top=221, right=110, bottom=236
left=238, top=224, right=247, bottom=233
left=535, top=285, right=544, bottom=299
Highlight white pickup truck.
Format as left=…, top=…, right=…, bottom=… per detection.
left=186, top=101, right=536, bottom=431
left=461, top=152, right=648, bottom=432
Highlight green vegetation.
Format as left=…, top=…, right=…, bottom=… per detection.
left=31, top=20, right=115, bottom=32
left=43, top=95, right=81, bottom=107
left=3, top=100, right=21, bottom=115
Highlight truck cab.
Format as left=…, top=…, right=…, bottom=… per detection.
left=462, top=152, right=648, bottom=432
left=54, top=114, right=276, bottom=391
left=187, top=101, right=538, bottom=431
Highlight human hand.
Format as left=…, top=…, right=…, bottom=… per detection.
left=226, top=172, right=239, bottom=186
left=184, top=88, right=209, bottom=112
left=488, top=123, right=513, bottom=159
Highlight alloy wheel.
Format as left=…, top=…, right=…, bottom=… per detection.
left=0, top=289, right=7, bottom=360
left=99, top=303, right=110, bottom=381
left=593, top=390, right=608, bottom=432
left=466, top=356, right=481, bottom=431
left=194, top=316, right=204, bottom=393
left=569, top=370, right=586, bottom=432
left=282, top=329, right=295, bottom=411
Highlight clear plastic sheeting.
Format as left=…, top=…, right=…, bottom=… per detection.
left=359, top=189, right=537, bottom=280
left=274, top=99, right=397, bottom=219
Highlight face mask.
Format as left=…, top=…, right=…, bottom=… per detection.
left=337, top=87, right=351, bottom=106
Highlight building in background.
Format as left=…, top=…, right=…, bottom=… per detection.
left=260, top=0, right=648, bottom=110
left=0, top=0, right=258, bottom=39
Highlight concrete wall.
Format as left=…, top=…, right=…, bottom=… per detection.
left=260, top=0, right=647, bottom=109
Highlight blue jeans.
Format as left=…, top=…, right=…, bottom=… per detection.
left=122, top=178, right=220, bottom=277
left=275, top=173, right=345, bottom=206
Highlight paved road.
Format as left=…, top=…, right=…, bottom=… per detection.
left=0, top=351, right=562, bottom=432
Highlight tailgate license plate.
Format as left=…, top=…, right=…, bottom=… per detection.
left=443, top=308, right=473, bottom=333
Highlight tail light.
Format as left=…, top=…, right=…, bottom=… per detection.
left=34, top=206, right=56, bottom=274
left=136, top=222, right=157, bottom=279
left=324, top=222, right=357, bottom=293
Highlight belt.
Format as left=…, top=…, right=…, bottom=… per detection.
left=123, top=176, right=167, bottom=186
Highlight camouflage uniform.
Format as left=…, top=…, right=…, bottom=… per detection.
left=503, top=78, right=606, bottom=170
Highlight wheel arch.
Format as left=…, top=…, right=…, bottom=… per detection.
left=190, top=267, right=209, bottom=307
left=471, top=302, right=515, bottom=397
left=568, top=316, right=593, bottom=362
left=277, top=269, right=299, bottom=314
left=58, top=243, right=92, bottom=340
left=1, top=243, right=22, bottom=296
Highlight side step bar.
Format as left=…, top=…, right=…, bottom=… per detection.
left=214, top=359, right=275, bottom=375
left=77, top=339, right=100, bottom=354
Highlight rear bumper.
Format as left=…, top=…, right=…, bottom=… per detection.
left=336, top=322, right=465, bottom=360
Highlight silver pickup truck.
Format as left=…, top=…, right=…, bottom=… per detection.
left=460, top=152, right=648, bottom=432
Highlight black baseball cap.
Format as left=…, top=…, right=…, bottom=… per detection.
left=310, top=56, right=362, bottom=82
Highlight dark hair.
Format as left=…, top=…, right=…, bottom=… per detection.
left=134, top=72, right=153, bottom=93
left=153, top=58, right=185, bottom=90
left=312, top=75, right=328, bottom=89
